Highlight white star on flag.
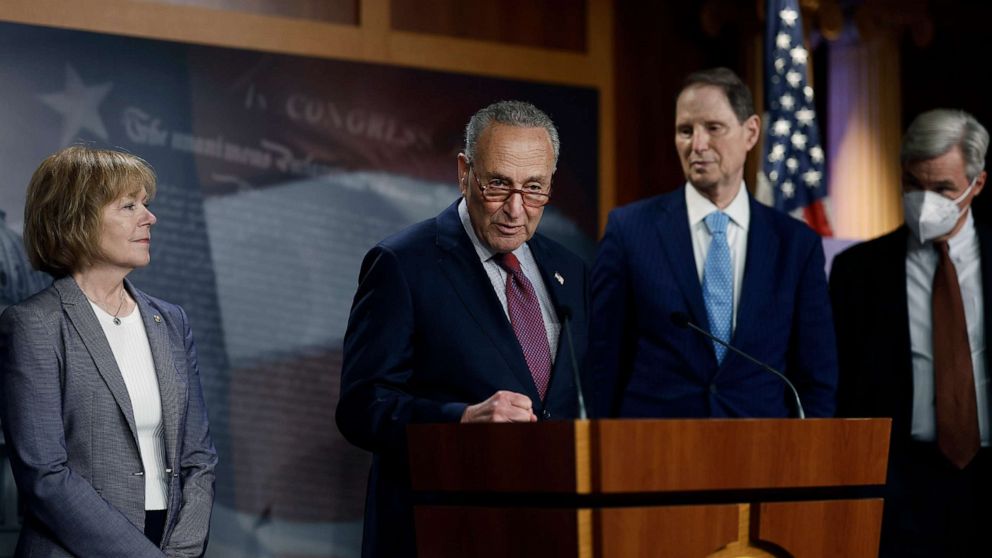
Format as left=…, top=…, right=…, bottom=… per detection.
left=790, top=46, right=808, bottom=65
left=40, top=64, right=113, bottom=146
left=779, top=8, right=799, bottom=26
left=796, top=108, right=815, bottom=126
left=810, top=146, right=824, bottom=164
left=803, top=169, right=822, bottom=186
left=791, top=132, right=808, bottom=150
left=786, top=70, right=802, bottom=88
left=762, top=0, right=832, bottom=235
left=769, top=144, right=786, bottom=162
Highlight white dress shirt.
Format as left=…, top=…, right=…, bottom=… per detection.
left=906, top=210, right=989, bottom=445
left=91, top=301, right=169, bottom=509
left=458, top=199, right=560, bottom=361
left=686, top=182, right=750, bottom=331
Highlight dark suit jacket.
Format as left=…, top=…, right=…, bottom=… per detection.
left=830, top=224, right=992, bottom=556
left=589, top=187, right=837, bottom=418
left=830, top=223, right=992, bottom=441
left=335, top=200, right=590, bottom=558
left=0, top=276, right=216, bottom=558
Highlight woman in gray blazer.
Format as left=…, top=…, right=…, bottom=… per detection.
left=0, top=146, right=217, bottom=557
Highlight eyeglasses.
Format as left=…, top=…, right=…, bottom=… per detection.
left=470, top=167, right=552, bottom=208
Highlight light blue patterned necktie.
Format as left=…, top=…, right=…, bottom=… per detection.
left=703, top=211, right=733, bottom=364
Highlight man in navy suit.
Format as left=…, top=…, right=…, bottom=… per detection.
left=336, top=100, right=589, bottom=557
left=831, top=109, right=992, bottom=557
left=590, top=67, right=837, bottom=418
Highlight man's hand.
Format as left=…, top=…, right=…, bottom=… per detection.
left=460, top=390, right=537, bottom=423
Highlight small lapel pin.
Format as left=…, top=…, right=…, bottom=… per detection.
left=153, top=315, right=162, bottom=323
left=554, top=272, right=565, bottom=285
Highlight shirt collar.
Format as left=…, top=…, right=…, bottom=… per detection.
left=685, top=181, right=751, bottom=231
left=459, top=197, right=496, bottom=263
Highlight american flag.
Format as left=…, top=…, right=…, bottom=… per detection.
left=758, top=0, right=832, bottom=236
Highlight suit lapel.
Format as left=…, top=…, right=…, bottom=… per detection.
left=129, top=280, right=181, bottom=471
left=733, top=200, right=780, bottom=355
left=528, top=235, right=574, bottom=396
left=528, top=235, right=567, bottom=323
left=655, top=192, right=709, bottom=334
left=435, top=200, right=538, bottom=399
left=975, top=223, right=992, bottom=419
left=56, top=276, right=141, bottom=452
left=881, top=228, right=914, bottom=431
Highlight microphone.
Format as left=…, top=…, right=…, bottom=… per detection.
left=670, top=312, right=806, bottom=419
left=559, top=305, right=588, bottom=420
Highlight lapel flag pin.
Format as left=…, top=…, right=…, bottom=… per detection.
left=554, top=272, right=565, bottom=285
left=153, top=315, right=162, bottom=323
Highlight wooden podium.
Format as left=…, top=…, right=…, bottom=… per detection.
left=408, top=418, right=890, bottom=558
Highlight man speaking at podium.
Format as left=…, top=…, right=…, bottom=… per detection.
left=336, top=100, right=589, bottom=557
left=590, top=67, right=837, bottom=419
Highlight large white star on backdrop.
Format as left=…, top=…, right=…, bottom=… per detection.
left=40, top=65, right=113, bottom=146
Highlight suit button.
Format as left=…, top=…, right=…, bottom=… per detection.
left=542, top=409, right=551, bottom=420
left=709, top=383, right=718, bottom=394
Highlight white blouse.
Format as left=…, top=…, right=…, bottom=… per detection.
left=90, top=300, right=168, bottom=510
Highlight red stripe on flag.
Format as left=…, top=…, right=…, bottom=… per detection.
left=803, top=200, right=833, bottom=237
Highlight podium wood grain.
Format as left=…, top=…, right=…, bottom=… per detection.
left=408, top=419, right=891, bottom=558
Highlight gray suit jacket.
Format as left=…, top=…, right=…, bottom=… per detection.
left=0, top=276, right=217, bottom=557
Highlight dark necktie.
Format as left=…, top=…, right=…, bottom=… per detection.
left=933, top=240, right=980, bottom=469
left=495, top=252, right=552, bottom=400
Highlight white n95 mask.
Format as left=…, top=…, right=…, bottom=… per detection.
left=903, top=179, right=975, bottom=243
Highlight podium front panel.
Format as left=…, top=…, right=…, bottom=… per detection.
left=592, top=419, right=890, bottom=493
left=409, top=419, right=890, bottom=558
left=415, top=499, right=883, bottom=558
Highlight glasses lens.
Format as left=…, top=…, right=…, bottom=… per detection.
left=476, top=176, right=550, bottom=207
left=483, top=185, right=512, bottom=202
left=523, top=193, right=550, bottom=207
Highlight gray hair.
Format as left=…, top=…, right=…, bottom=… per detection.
left=902, top=109, right=989, bottom=181
left=681, top=67, right=755, bottom=124
left=464, top=100, right=560, bottom=169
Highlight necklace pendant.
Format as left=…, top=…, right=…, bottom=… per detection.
left=113, top=317, right=121, bottom=326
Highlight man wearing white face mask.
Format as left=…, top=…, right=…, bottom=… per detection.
left=830, top=108, right=992, bottom=557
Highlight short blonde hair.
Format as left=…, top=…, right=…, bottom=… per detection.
left=24, top=146, right=157, bottom=277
